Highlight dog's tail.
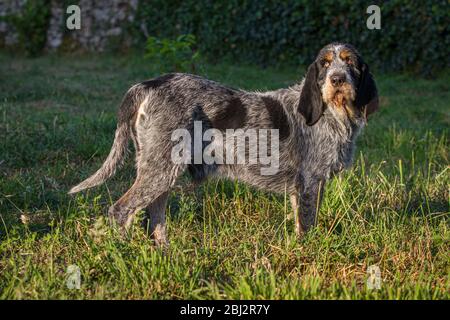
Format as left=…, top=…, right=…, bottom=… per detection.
left=68, top=86, right=141, bottom=194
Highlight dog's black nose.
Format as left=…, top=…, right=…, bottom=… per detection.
left=330, top=74, right=345, bottom=87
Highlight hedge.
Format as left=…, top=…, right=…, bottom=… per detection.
left=134, top=0, right=449, bottom=75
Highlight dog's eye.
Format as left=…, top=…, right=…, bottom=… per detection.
left=322, top=60, right=330, bottom=68
left=345, top=57, right=352, bottom=64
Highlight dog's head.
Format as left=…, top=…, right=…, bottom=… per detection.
left=298, top=43, right=379, bottom=126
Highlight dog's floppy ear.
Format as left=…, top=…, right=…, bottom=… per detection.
left=298, top=62, right=325, bottom=126
left=355, top=63, right=379, bottom=120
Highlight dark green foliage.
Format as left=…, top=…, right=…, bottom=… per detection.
left=134, top=0, right=449, bottom=75
left=6, top=0, right=51, bottom=56
left=145, top=34, right=200, bottom=73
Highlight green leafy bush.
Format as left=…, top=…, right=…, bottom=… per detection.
left=145, top=34, right=200, bottom=73
left=7, top=0, right=51, bottom=56
left=135, top=0, right=449, bottom=75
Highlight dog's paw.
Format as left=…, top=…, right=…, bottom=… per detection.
left=108, top=206, right=131, bottom=230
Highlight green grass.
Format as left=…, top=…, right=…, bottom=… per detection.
left=0, top=53, right=448, bottom=299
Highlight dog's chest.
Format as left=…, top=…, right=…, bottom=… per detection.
left=297, top=120, right=360, bottom=178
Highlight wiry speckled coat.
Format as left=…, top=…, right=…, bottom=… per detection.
left=69, top=43, right=379, bottom=245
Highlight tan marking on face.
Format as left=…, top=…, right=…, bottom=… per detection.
left=323, top=51, right=334, bottom=63
left=342, top=101, right=359, bottom=120
left=322, top=77, right=335, bottom=105
left=322, top=79, right=359, bottom=120
left=322, top=78, right=356, bottom=107
left=339, top=50, right=352, bottom=61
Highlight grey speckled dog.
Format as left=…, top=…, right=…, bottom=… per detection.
left=69, top=42, right=379, bottom=245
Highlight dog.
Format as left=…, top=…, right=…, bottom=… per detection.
left=69, top=42, right=379, bottom=246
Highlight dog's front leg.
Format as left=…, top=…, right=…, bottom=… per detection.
left=289, top=194, right=301, bottom=236
left=297, top=175, right=326, bottom=236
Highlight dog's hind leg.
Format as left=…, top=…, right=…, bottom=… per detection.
left=142, top=191, right=169, bottom=246
left=108, top=163, right=183, bottom=236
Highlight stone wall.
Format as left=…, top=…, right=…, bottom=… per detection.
left=0, top=0, right=26, bottom=46
left=0, top=0, right=139, bottom=51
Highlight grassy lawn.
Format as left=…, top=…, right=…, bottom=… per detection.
left=0, top=53, right=448, bottom=299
